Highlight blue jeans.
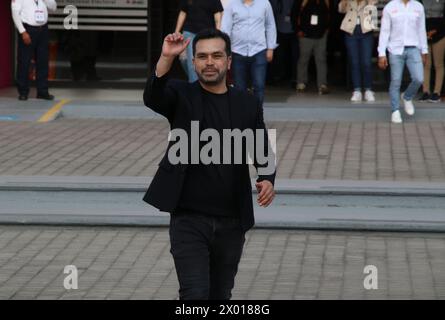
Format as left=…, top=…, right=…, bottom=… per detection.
left=389, top=47, right=424, bottom=112
left=169, top=212, right=245, bottom=300
left=183, top=30, right=198, bottom=83
left=231, top=50, right=268, bottom=106
left=344, top=26, right=374, bottom=91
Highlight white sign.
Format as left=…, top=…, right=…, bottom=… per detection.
left=57, top=0, right=148, bottom=8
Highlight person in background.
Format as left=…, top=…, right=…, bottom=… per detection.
left=221, top=0, right=278, bottom=106
left=378, top=0, right=428, bottom=123
left=175, top=0, right=224, bottom=83
left=339, top=0, right=378, bottom=102
left=66, top=30, right=101, bottom=82
left=11, top=0, right=57, bottom=101
left=270, top=0, right=298, bottom=86
left=294, top=0, right=331, bottom=94
left=221, top=0, right=233, bottom=8
left=419, top=0, right=445, bottom=103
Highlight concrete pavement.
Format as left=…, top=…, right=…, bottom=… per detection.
left=1, top=86, right=445, bottom=122
left=0, top=225, right=444, bottom=300
left=0, top=177, right=445, bottom=232
left=0, top=89, right=444, bottom=299
left=1, top=118, right=445, bottom=181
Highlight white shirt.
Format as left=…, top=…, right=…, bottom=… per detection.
left=11, top=0, right=57, bottom=34
left=221, top=0, right=233, bottom=9
left=378, top=0, right=428, bottom=57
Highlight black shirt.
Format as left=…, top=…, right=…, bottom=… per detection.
left=298, top=0, right=329, bottom=39
left=176, top=88, right=237, bottom=217
left=423, top=0, right=445, bottom=43
left=180, top=0, right=224, bottom=34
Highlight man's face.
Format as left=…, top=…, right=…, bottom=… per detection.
left=193, top=38, right=231, bottom=86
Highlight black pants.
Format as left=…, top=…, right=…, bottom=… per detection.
left=17, top=24, right=49, bottom=96
left=169, top=212, right=246, bottom=300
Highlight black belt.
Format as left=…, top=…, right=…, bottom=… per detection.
left=23, top=23, right=47, bottom=29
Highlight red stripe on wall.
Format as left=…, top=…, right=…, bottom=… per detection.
left=0, top=1, right=13, bottom=88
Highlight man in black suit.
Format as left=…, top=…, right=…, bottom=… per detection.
left=143, top=29, right=276, bottom=300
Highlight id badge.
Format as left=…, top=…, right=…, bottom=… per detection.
left=34, top=10, right=45, bottom=23
left=310, top=15, right=318, bottom=25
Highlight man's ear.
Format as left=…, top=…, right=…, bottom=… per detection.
left=227, top=55, right=232, bottom=71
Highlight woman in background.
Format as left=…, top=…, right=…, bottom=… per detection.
left=339, top=0, right=378, bottom=102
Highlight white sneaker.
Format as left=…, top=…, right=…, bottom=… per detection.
left=296, top=83, right=306, bottom=92
left=364, top=90, right=375, bottom=102
left=401, top=93, right=415, bottom=115
left=350, top=91, right=362, bottom=102
left=391, top=110, right=402, bottom=123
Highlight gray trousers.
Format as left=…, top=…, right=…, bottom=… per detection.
left=297, top=33, right=328, bottom=87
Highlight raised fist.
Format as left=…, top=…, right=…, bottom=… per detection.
left=161, top=33, right=191, bottom=58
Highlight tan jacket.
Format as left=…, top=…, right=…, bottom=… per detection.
left=339, top=0, right=377, bottom=35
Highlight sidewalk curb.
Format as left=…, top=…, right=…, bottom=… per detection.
left=1, top=176, right=445, bottom=196
left=1, top=176, right=445, bottom=233
left=0, top=216, right=444, bottom=233
left=55, top=100, right=445, bottom=122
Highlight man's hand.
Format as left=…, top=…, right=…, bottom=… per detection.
left=21, top=32, right=31, bottom=46
left=378, top=56, right=388, bottom=70
left=161, top=32, right=191, bottom=58
left=256, top=180, right=275, bottom=207
left=427, top=30, right=437, bottom=40
left=266, top=49, right=274, bottom=63
left=422, top=54, right=428, bottom=66
left=156, top=33, right=191, bottom=77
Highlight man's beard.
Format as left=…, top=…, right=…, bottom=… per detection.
left=197, top=68, right=227, bottom=86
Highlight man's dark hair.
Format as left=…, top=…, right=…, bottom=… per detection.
left=192, top=29, right=232, bottom=57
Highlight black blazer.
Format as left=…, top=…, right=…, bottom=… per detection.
left=142, top=72, right=276, bottom=232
